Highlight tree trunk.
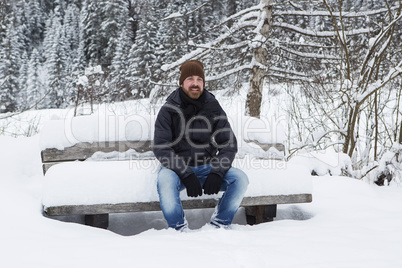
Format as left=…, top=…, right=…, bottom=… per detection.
left=343, top=102, right=360, bottom=157
left=74, top=85, right=82, bottom=117
left=374, top=91, right=378, bottom=161
left=245, top=0, right=273, bottom=118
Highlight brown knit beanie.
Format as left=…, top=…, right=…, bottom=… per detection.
left=179, top=60, right=205, bottom=86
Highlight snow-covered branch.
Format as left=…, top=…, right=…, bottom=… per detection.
left=162, top=12, right=260, bottom=72
left=360, top=12, right=402, bottom=76
left=206, top=64, right=252, bottom=81
left=272, top=40, right=339, bottom=49
left=189, top=40, right=249, bottom=51
left=313, top=129, right=348, bottom=146
left=279, top=46, right=340, bottom=60
left=274, top=22, right=372, bottom=37
left=250, top=59, right=310, bottom=79
left=275, top=5, right=400, bottom=18
left=162, top=1, right=211, bottom=20
left=161, top=47, right=206, bottom=72
left=267, top=72, right=312, bottom=82
left=221, top=3, right=265, bottom=24
left=358, top=61, right=402, bottom=104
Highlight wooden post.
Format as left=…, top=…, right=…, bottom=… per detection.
left=264, top=204, right=277, bottom=222
left=245, top=204, right=277, bottom=225
left=84, top=214, right=109, bottom=229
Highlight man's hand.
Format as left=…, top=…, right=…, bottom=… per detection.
left=181, top=173, right=203, bottom=197
left=203, top=173, right=223, bottom=195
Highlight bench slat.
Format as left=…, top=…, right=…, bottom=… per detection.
left=44, top=194, right=312, bottom=216
left=41, top=140, right=152, bottom=163
left=41, top=141, right=285, bottom=163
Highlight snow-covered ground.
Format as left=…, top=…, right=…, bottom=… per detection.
left=1, top=88, right=402, bottom=267
left=1, top=132, right=402, bottom=267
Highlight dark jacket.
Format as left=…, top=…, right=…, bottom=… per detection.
left=153, top=87, right=237, bottom=179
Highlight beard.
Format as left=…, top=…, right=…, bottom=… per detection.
left=183, top=85, right=203, bottom=99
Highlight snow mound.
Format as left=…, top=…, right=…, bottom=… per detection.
left=42, top=158, right=312, bottom=208
left=290, top=147, right=353, bottom=176
left=39, top=113, right=154, bottom=150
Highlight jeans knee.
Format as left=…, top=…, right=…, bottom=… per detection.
left=237, top=169, right=249, bottom=189
left=231, top=168, right=248, bottom=185
left=224, top=167, right=249, bottom=192
left=157, top=167, right=181, bottom=193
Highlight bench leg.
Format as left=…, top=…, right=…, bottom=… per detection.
left=245, top=204, right=277, bottom=225
left=84, top=214, right=109, bottom=229
left=263, top=204, right=277, bottom=222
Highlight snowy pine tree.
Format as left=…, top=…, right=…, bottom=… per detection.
left=127, top=1, right=161, bottom=98
left=0, top=12, right=25, bottom=112
left=43, top=11, right=68, bottom=108
left=26, top=48, right=43, bottom=109
left=81, top=0, right=103, bottom=66
left=110, top=26, right=133, bottom=101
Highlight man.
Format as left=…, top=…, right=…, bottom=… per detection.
left=153, top=60, right=248, bottom=231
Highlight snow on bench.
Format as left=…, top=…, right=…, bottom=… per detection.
left=40, top=113, right=312, bottom=229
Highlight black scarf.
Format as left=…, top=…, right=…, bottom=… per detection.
left=178, top=87, right=223, bottom=146
left=179, top=87, right=206, bottom=119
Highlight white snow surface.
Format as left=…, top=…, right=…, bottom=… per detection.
left=2, top=135, right=402, bottom=267
left=42, top=158, right=312, bottom=207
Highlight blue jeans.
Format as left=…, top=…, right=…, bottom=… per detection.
left=157, top=164, right=249, bottom=229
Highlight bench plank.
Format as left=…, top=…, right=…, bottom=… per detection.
left=41, top=140, right=152, bottom=163
left=41, top=140, right=285, bottom=163
left=44, top=194, right=312, bottom=216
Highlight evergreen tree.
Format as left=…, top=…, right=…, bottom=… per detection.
left=43, top=11, right=68, bottom=108
left=100, top=0, right=131, bottom=67
left=63, top=2, right=82, bottom=104
left=127, top=1, right=160, bottom=98
left=26, top=48, right=43, bottom=109
left=81, top=0, right=103, bottom=66
left=24, top=0, right=45, bottom=50
left=110, top=26, right=133, bottom=101
left=0, top=13, right=24, bottom=112
left=157, top=1, right=187, bottom=69
left=64, top=3, right=80, bottom=55
left=17, top=51, right=29, bottom=109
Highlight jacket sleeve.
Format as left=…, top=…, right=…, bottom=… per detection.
left=210, top=109, right=238, bottom=178
left=153, top=105, right=194, bottom=179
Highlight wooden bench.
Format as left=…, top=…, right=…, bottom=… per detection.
left=41, top=140, right=312, bottom=229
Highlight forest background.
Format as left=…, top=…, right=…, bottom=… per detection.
left=0, top=0, right=401, bottom=184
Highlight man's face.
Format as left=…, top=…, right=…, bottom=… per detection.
left=181, top=75, right=204, bottom=99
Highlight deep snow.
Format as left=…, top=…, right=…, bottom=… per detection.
left=1, top=132, right=402, bottom=267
